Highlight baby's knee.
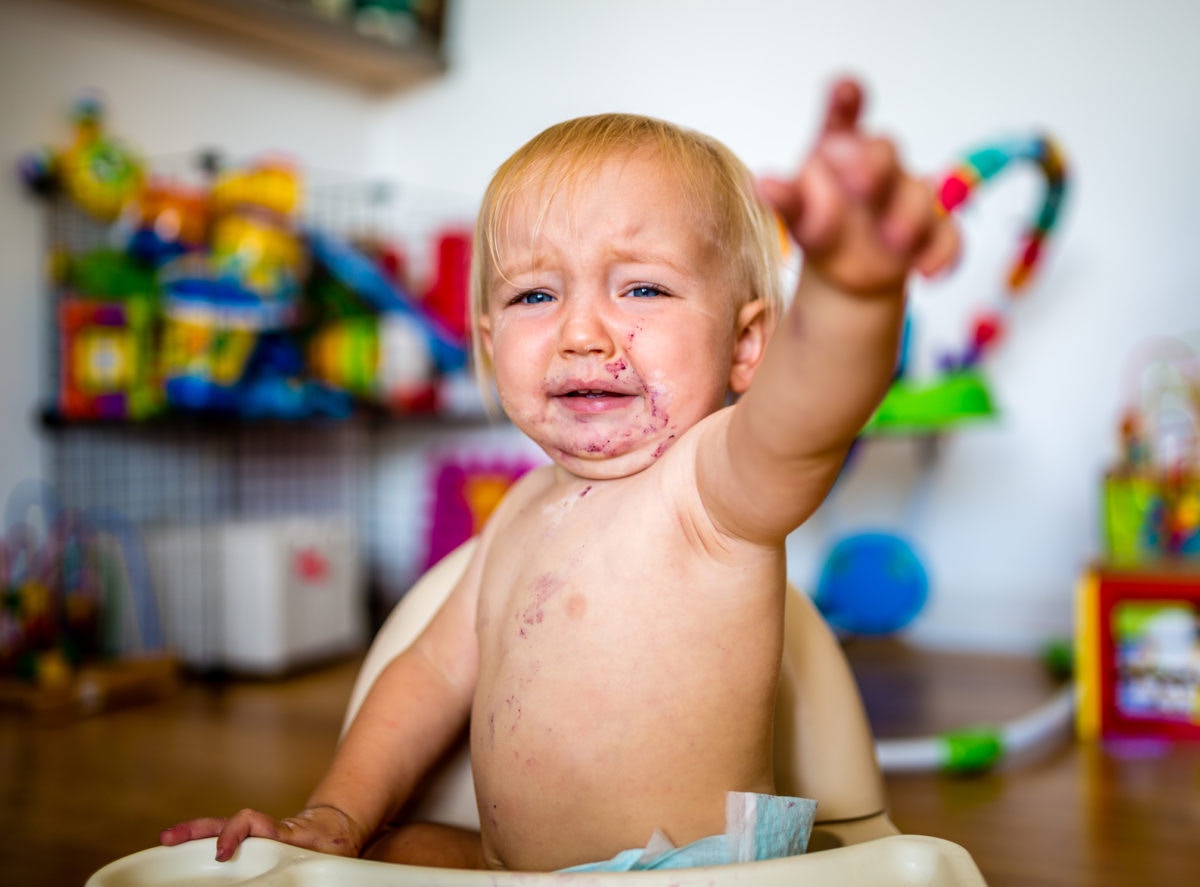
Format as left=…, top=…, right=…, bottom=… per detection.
left=363, top=822, right=486, bottom=869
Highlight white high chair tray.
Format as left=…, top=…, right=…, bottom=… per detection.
left=87, top=834, right=987, bottom=886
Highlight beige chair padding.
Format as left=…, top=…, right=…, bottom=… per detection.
left=343, top=540, right=898, bottom=850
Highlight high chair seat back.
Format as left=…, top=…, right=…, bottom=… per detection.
left=342, top=540, right=898, bottom=849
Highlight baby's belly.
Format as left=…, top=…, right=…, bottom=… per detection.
left=469, top=629, right=775, bottom=871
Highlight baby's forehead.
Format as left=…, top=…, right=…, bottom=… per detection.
left=499, top=150, right=710, bottom=233
left=496, top=167, right=718, bottom=262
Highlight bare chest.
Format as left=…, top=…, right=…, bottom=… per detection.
left=467, top=479, right=784, bottom=868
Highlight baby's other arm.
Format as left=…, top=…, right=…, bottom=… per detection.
left=700, top=78, right=959, bottom=544
left=161, top=550, right=483, bottom=861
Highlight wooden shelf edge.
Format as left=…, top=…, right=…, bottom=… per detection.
left=72, top=0, right=447, bottom=93
left=36, top=403, right=496, bottom=433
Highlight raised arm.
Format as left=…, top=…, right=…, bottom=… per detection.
left=699, top=78, right=959, bottom=544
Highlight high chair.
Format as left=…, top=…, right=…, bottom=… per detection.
left=88, top=541, right=988, bottom=886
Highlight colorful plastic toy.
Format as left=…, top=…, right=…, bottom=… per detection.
left=18, top=95, right=146, bottom=221
left=209, top=158, right=307, bottom=303
left=938, top=136, right=1067, bottom=292
left=814, top=532, right=929, bottom=636
left=159, top=270, right=292, bottom=412
left=1104, top=335, right=1200, bottom=565
left=1076, top=567, right=1200, bottom=742
left=122, top=179, right=210, bottom=266
left=877, top=684, right=1076, bottom=774
left=865, top=133, right=1069, bottom=436
left=54, top=248, right=162, bottom=420
left=307, top=313, right=439, bottom=412
left=421, top=229, right=472, bottom=340
left=2, top=483, right=109, bottom=684
left=421, top=455, right=539, bottom=573
left=57, top=296, right=160, bottom=420
left=307, top=229, right=467, bottom=375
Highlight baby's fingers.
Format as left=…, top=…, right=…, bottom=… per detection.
left=914, top=214, right=961, bottom=279
left=878, top=176, right=938, bottom=257
left=215, top=808, right=284, bottom=861
left=821, top=133, right=899, bottom=207
left=818, top=77, right=864, bottom=137
left=758, top=163, right=846, bottom=255
left=160, top=817, right=228, bottom=846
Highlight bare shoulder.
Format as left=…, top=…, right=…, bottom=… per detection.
left=646, top=408, right=773, bottom=559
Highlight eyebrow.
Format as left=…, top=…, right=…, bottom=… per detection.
left=493, top=242, right=701, bottom=286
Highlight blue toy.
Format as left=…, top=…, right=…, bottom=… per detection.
left=814, top=532, right=930, bottom=636
left=306, top=229, right=467, bottom=375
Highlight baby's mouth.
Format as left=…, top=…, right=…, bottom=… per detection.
left=552, top=383, right=637, bottom=413
left=565, top=389, right=629, bottom=398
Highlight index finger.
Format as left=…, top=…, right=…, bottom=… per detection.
left=820, top=77, right=865, bottom=136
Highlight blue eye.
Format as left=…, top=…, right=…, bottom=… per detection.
left=513, top=291, right=554, bottom=305
left=628, top=285, right=665, bottom=298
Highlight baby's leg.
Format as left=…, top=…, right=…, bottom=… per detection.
left=362, top=822, right=487, bottom=869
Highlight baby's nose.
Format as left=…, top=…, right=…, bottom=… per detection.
left=559, top=301, right=615, bottom=356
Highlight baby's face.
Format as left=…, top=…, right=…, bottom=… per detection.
left=479, top=151, right=744, bottom=480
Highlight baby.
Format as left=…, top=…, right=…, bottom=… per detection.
left=161, top=77, right=958, bottom=871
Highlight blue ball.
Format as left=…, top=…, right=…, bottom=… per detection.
left=815, top=532, right=929, bottom=635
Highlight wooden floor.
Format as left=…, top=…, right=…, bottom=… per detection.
left=2, top=641, right=1197, bottom=886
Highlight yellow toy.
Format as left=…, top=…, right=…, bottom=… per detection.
left=209, top=157, right=307, bottom=301
left=19, top=95, right=145, bottom=222
left=88, top=542, right=987, bottom=886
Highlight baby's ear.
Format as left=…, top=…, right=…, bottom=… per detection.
left=477, top=314, right=494, bottom=362
left=728, top=298, right=770, bottom=394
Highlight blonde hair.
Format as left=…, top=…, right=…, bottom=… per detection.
left=470, top=112, right=784, bottom=384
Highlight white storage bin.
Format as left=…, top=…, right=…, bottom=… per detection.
left=146, top=517, right=365, bottom=674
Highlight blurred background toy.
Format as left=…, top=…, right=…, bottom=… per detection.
left=1076, top=567, right=1200, bottom=742
left=1, top=481, right=176, bottom=721
left=421, top=228, right=471, bottom=340
left=1103, top=336, right=1200, bottom=565
left=20, top=102, right=476, bottom=423
left=54, top=248, right=162, bottom=421
left=305, top=228, right=468, bottom=413
left=209, top=156, right=307, bottom=304
left=865, top=133, right=1069, bottom=435
left=120, top=179, right=210, bottom=266
left=158, top=268, right=293, bottom=413
left=421, top=454, right=538, bottom=574
left=18, top=93, right=145, bottom=222
left=814, top=531, right=930, bottom=637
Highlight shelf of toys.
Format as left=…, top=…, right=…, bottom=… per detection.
left=22, top=96, right=479, bottom=428
left=5, top=95, right=488, bottom=701
left=1076, top=336, right=1200, bottom=742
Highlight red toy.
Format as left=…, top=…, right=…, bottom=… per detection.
left=1076, top=566, right=1200, bottom=741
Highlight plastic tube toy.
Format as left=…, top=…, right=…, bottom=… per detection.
left=876, top=684, right=1075, bottom=775
left=935, top=134, right=1069, bottom=370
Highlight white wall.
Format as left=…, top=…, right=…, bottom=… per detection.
left=3, top=0, right=1198, bottom=651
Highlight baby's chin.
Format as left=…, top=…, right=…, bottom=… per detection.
left=546, top=443, right=671, bottom=482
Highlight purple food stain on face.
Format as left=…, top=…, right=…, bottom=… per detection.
left=579, top=485, right=592, bottom=498
left=605, top=358, right=627, bottom=378
left=653, top=434, right=677, bottom=459
left=646, top=385, right=670, bottom=427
